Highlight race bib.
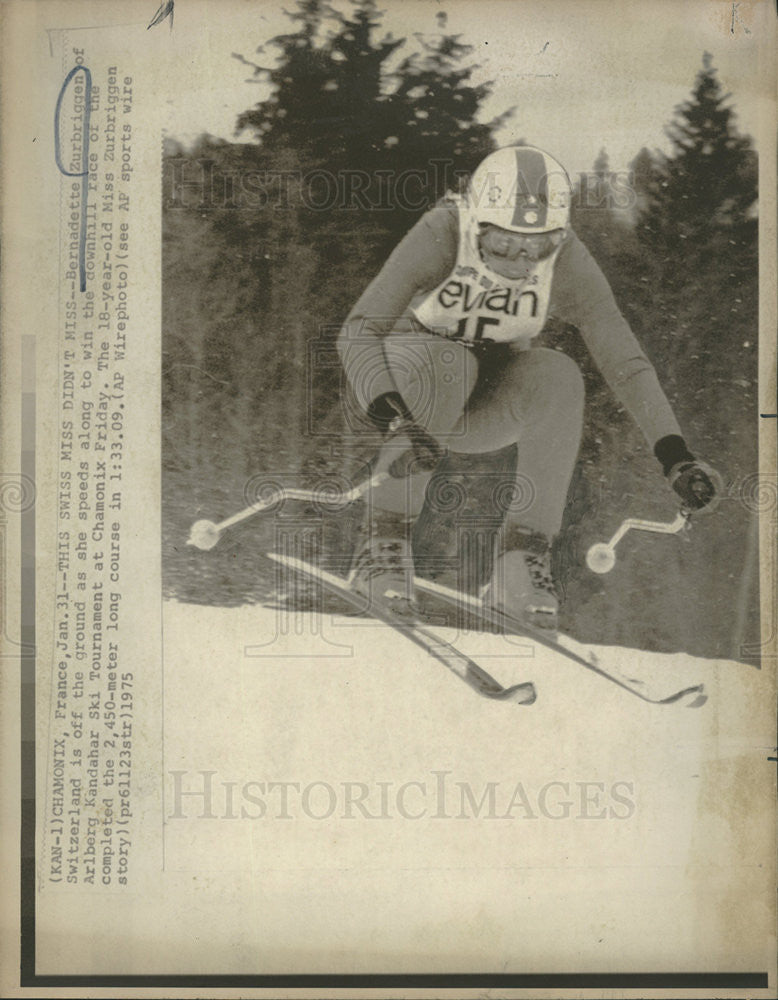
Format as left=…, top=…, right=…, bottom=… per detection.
left=412, top=200, right=558, bottom=345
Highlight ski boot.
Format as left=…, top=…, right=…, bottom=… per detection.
left=484, top=527, right=558, bottom=632
left=350, top=509, right=417, bottom=620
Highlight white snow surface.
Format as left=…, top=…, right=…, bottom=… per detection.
left=118, top=599, right=772, bottom=977
left=39, top=600, right=768, bottom=976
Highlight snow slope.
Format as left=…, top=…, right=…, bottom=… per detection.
left=151, top=601, right=774, bottom=975
left=39, top=600, right=775, bottom=978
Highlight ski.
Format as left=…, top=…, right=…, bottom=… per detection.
left=412, top=576, right=707, bottom=707
left=266, top=552, right=537, bottom=705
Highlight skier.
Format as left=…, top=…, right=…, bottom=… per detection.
left=337, top=145, right=719, bottom=630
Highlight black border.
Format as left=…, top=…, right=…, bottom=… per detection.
left=16, top=972, right=774, bottom=989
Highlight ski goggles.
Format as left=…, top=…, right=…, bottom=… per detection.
left=478, top=224, right=566, bottom=263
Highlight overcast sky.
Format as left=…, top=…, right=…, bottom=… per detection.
left=163, top=0, right=768, bottom=175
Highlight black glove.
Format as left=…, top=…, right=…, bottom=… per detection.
left=367, top=391, right=444, bottom=476
left=654, top=434, right=719, bottom=511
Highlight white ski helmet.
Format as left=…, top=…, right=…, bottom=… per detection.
left=466, top=145, right=572, bottom=234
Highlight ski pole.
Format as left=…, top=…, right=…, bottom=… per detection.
left=585, top=509, right=691, bottom=574
left=187, top=470, right=388, bottom=551
left=586, top=465, right=725, bottom=573
left=186, top=423, right=441, bottom=551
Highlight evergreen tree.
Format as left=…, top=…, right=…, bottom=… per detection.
left=572, top=146, right=613, bottom=248
left=591, top=146, right=610, bottom=196
left=235, top=0, right=504, bottom=206
left=637, top=52, right=757, bottom=258
left=630, top=53, right=757, bottom=388
left=629, top=146, right=658, bottom=223
left=235, top=0, right=405, bottom=171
